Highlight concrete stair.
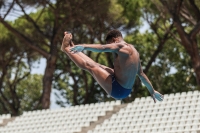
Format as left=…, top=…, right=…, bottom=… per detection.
left=76, top=103, right=128, bottom=133
left=0, top=117, right=15, bottom=127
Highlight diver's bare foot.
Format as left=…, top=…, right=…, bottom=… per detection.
left=61, top=31, right=73, bottom=52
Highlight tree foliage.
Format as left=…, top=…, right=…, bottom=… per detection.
left=0, top=0, right=128, bottom=109
left=152, top=0, right=200, bottom=86
left=0, top=0, right=199, bottom=113
left=0, top=24, right=42, bottom=115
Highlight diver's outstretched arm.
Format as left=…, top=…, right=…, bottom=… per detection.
left=70, top=43, right=126, bottom=53
left=137, top=63, right=164, bottom=103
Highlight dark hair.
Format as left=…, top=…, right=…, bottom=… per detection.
left=105, top=29, right=122, bottom=42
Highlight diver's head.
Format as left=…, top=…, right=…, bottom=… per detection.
left=105, top=29, right=123, bottom=44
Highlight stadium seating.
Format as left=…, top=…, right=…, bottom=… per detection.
left=0, top=91, right=199, bottom=133
left=0, top=100, right=121, bottom=133
left=87, top=90, right=200, bottom=133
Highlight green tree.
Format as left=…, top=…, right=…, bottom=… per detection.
left=0, top=0, right=128, bottom=108
left=16, top=74, right=43, bottom=113
left=153, top=0, right=200, bottom=86
left=0, top=24, right=42, bottom=115
left=2, top=0, right=198, bottom=108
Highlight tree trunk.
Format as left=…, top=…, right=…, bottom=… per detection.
left=192, top=58, right=200, bottom=86
left=175, top=27, right=200, bottom=86
left=174, top=20, right=200, bottom=86
left=41, top=55, right=57, bottom=109
left=190, top=43, right=200, bottom=86
left=159, top=0, right=200, bottom=87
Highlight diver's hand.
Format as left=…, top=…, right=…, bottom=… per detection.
left=152, top=90, right=164, bottom=103
left=70, top=45, right=84, bottom=53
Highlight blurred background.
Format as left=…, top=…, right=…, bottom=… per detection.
left=0, top=0, right=200, bottom=116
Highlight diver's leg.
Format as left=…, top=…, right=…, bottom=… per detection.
left=61, top=33, right=114, bottom=94
left=75, top=52, right=114, bottom=75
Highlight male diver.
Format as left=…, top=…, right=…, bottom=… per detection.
left=61, top=30, right=163, bottom=102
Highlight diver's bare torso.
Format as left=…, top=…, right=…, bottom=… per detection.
left=113, top=43, right=140, bottom=89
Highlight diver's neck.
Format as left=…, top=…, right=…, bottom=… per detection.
left=116, top=40, right=126, bottom=43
